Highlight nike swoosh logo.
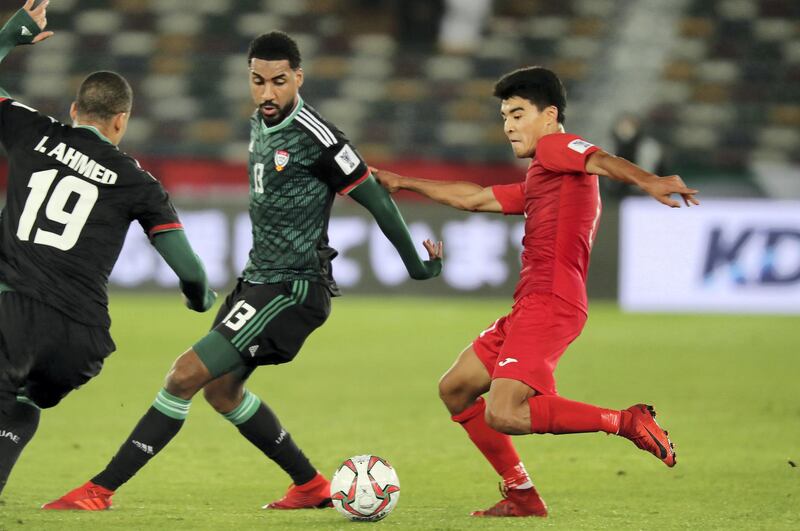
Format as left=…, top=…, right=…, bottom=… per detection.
left=644, top=426, right=668, bottom=459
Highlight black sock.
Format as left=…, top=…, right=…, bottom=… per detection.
left=92, top=389, right=190, bottom=491
left=0, top=396, right=41, bottom=495
left=223, top=390, right=316, bottom=485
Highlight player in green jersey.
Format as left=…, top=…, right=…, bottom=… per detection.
left=44, top=31, right=442, bottom=511
left=0, top=1, right=217, bottom=497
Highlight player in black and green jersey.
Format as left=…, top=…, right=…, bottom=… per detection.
left=0, top=1, right=217, bottom=497
left=45, top=31, right=442, bottom=511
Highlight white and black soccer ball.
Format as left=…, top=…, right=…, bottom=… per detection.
left=330, top=454, right=400, bottom=522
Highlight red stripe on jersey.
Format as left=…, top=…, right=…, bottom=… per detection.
left=148, top=223, right=183, bottom=238
left=339, top=168, right=371, bottom=196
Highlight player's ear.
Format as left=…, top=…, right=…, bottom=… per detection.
left=69, top=102, right=78, bottom=123
left=112, top=112, right=127, bottom=133
left=295, top=67, right=304, bottom=89
left=545, top=105, right=559, bottom=124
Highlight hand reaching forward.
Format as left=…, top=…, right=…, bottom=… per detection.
left=642, top=174, right=700, bottom=208
left=370, top=166, right=404, bottom=193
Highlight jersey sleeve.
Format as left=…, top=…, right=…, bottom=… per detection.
left=536, top=133, right=600, bottom=174
left=0, top=98, right=54, bottom=151
left=313, top=142, right=371, bottom=195
left=491, top=182, right=526, bottom=215
left=129, top=170, right=183, bottom=238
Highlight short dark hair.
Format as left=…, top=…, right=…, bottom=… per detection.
left=248, top=31, right=301, bottom=69
left=493, top=67, right=567, bottom=124
left=75, top=71, right=133, bottom=122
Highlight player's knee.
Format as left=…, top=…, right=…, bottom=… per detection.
left=165, top=352, right=208, bottom=399
left=484, top=404, right=519, bottom=435
left=437, top=373, right=456, bottom=402
left=438, top=373, right=469, bottom=412
left=24, top=386, right=64, bottom=410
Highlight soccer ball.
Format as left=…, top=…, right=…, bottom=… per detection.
left=330, top=454, right=400, bottom=522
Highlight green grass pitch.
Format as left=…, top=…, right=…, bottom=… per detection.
left=1, top=295, right=798, bottom=530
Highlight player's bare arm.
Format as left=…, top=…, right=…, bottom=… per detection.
left=585, top=150, right=700, bottom=208
left=372, top=168, right=503, bottom=213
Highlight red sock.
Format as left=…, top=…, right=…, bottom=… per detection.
left=528, top=395, right=621, bottom=435
left=452, top=397, right=529, bottom=487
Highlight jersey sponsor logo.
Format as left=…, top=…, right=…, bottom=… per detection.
left=249, top=344, right=260, bottom=357
left=21, top=26, right=32, bottom=37
left=34, top=136, right=118, bottom=185
left=334, top=145, right=360, bottom=175
left=567, top=138, right=595, bottom=154
left=1, top=430, right=20, bottom=444
left=498, top=357, right=518, bottom=367
left=274, top=150, right=290, bottom=171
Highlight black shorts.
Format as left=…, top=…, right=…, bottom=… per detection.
left=210, top=279, right=330, bottom=367
left=0, top=291, right=116, bottom=409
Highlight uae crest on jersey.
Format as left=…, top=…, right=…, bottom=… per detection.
left=274, top=150, right=290, bottom=171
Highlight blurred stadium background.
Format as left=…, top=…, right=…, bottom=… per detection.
left=2, top=2, right=799, bottom=529
left=1, top=0, right=799, bottom=306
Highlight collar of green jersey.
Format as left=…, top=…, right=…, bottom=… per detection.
left=75, top=124, right=114, bottom=145
left=260, top=95, right=305, bottom=134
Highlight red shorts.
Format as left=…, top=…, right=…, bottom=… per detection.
left=472, top=293, right=587, bottom=396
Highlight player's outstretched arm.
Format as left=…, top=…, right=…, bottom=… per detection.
left=151, top=230, right=217, bottom=312
left=372, top=167, right=503, bottom=213
left=0, top=1, right=54, bottom=97
left=348, top=175, right=443, bottom=280
left=586, top=150, right=700, bottom=208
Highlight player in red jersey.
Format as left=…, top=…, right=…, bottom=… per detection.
left=374, top=66, right=699, bottom=517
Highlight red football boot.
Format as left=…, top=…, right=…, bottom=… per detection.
left=263, top=472, right=333, bottom=510
left=619, top=403, right=677, bottom=467
left=41, top=481, right=114, bottom=511
left=471, top=484, right=548, bottom=517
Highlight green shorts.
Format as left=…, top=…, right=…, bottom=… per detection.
left=194, top=279, right=330, bottom=377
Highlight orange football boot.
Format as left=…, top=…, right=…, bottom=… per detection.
left=471, top=484, right=548, bottom=517
left=619, top=403, right=677, bottom=467
left=41, top=481, right=114, bottom=511
left=263, top=472, right=333, bottom=510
